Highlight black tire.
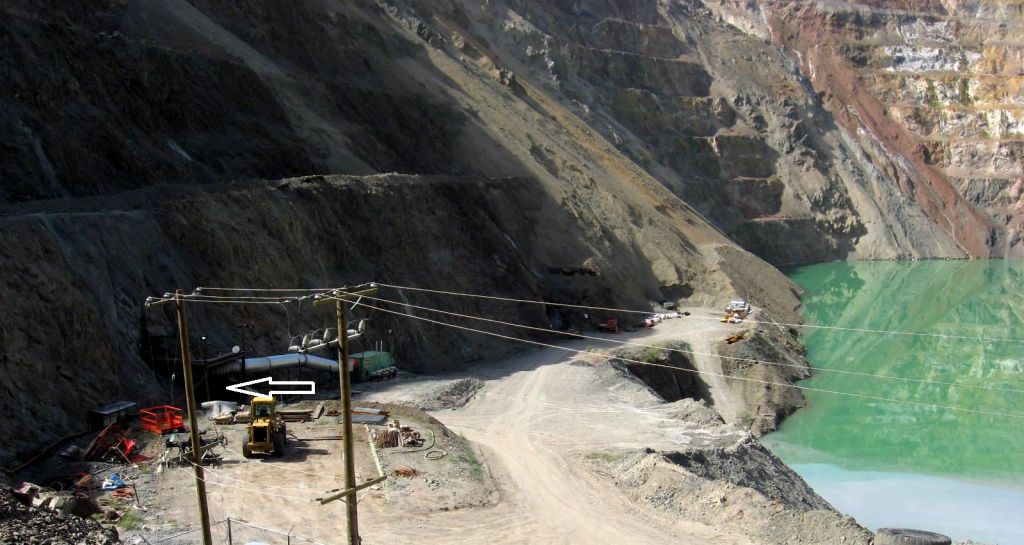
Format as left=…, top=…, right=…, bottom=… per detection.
left=272, top=429, right=285, bottom=457
left=875, top=528, right=951, bottom=545
left=242, top=443, right=252, bottom=459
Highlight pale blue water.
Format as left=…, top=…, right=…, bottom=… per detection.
left=787, top=463, right=1024, bottom=544
left=767, top=260, right=1024, bottom=544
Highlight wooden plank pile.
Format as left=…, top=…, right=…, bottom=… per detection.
left=278, top=409, right=313, bottom=422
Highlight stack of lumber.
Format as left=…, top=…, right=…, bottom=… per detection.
left=279, top=409, right=313, bottom=422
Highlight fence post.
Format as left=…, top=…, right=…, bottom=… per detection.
left=287, top=524, right=294, bottom=545
left=226, top=518, right=232, bottom=545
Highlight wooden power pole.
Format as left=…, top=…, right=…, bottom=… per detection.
left=338, top=296, right=359, bottom=545
left=175, top=290, right=213, bottom=545
left=314, top=285, right=377, bottom=545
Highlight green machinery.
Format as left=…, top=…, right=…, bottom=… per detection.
left=348, top=351, right=397, bottom=383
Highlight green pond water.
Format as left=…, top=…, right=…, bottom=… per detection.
left=766, top=260, right=1024, bottom=542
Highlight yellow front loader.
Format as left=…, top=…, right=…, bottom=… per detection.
left=242, top=397, right=287, bottom=458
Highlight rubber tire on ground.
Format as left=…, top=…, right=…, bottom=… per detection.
left=875, top=528, right=951, bottom=545
left=242, top=443, right=252, bottom=459
left=272, top=430, right=284, bottom=454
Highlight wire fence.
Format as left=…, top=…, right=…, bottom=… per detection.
left=140, top=518, right=324, bottom=545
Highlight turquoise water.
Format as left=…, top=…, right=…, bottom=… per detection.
left=767, top=260, right=1024, bottom=543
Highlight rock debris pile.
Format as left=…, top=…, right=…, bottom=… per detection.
left=0, top=487, right=119, bottom=544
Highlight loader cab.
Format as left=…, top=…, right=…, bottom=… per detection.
left=252, top=399, right=274, bottom=419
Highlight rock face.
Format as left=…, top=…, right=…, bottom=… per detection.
left=706, top=0, right=1024, bottom=257
left=0, top=0, right=1011, bottom=464
left=444, top=0, right=969, bottom=264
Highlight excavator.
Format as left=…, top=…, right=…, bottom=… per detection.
left=242, top=397, right=287, bottom=458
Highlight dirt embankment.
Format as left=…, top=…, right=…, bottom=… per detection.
left=593, top=445, right=874, bottom=545
left=568, top=345, right=871, bottom=544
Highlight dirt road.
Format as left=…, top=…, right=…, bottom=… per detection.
left=146, top=314, right=754, bottom=544
left=356, top=313, right=755, bottom=544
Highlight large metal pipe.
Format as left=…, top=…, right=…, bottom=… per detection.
left=208, top=323, right=365, bottom=376
left=208, top=353, right=342, bottom=376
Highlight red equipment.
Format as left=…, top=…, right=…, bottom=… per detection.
left=141, top=406, right=185, bottom=435
left=82, top=423, right=136, bottom=462
left=597, top=318, right=619, bottom=333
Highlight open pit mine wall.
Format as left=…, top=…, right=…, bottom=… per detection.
left=431, top=0, right=969, bottom=264
left=706, top=0, right=1024, bottom=258
left=0, top=0, right=981, bottom=464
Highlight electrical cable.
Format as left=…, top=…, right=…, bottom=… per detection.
left=148, top=297, right=306, bottom=306
left=180, top=469, right=315, bottom=502
left=359, top=294, right=1024, bottom=394
left=350, top=299, right=1024, bottom=421
left=195, top=284, right=376, bottom=295
left=183, top=458, right=324, bottom=493
left=212, top=445, right=367, bottom=506
left=219, top=444, right=346, bottom=481
left=187, top=294, right=311, bottom=301
left=197, top=287, right=339, bottom=293
left=375, top=283, right=1024, bottom=345
left=145, top=285, right=374, bottom=307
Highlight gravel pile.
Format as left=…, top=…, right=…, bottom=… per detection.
left=420, top=378, right=485, bottom=410
left=662, top=398, right=726, bottom=428
left=0, top=487, right=119, bottom=544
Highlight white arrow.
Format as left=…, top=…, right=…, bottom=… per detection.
left=226, top=377, right=316, bottom=398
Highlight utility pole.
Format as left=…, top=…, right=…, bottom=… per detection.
left=175, top=290, right=213, bottom=545
left=338, top=295, right=359, bottom=545
left=314, top=285, right=377, bottom=545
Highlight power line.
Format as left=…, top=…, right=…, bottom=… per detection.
left=147, top=296, right=303, bottom=307
left=185, top=294, right=311, bottom=301
left=195, top=284, right=377, bottom=295
left=375, top=283, right=1024, bottom=345
left=219, top=444, right=346, bottom=481
left=360, top=294, right=1024, bottom=395
left=183, top=457, right=331, bottom=494
left=145, top=285, right=376, bottom=308
left=181, top=469, right=316, bottom=502
left=197, top=287, right=339, bottom=293
left=146, top=292, right=328, bottom=306
left=188, top=460, right=327, bottom=494
left=354, top=300, right=1024, bottom=421
left=375, top=282, right=654, bottom=314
